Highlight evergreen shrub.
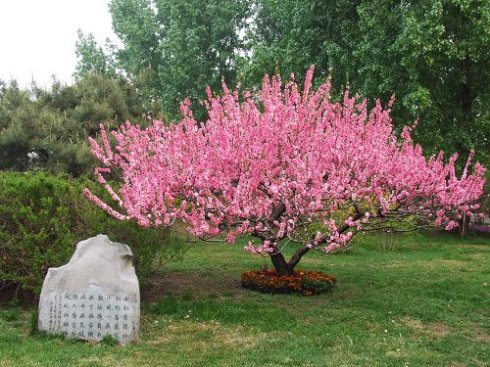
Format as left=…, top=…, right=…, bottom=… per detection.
left=0, top=172, right=181, bottom=299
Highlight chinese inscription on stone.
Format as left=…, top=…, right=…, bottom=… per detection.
left=38, top=235, right=140, bottom=344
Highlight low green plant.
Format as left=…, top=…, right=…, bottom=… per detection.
left=0, top=171, right=185, bottom=300
left=29, top=311, right=38, bottom=335
left=100, top=334, right=119, bottom=347
left=300, top=274, right=336, bottom=294
left=0, top=308, right=20, bottom=322
left=0, top=172, right=77, bottom=296
left=379, top=230, right=398, bottom=251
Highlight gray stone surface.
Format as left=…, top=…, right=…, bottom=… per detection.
left=38, top=235, right=140, bottom=344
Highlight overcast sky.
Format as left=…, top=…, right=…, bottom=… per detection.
left=0, top=0, right=117, bottom=89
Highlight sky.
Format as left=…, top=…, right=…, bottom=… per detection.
left=0, top=0, right=117, bottom=89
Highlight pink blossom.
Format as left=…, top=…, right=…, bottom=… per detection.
left=445, top=221, right=459, bottom=231
left=85, top=66, right=486, bottom=268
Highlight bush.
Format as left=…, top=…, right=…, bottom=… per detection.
left=0, top=171, right=183, bottom=299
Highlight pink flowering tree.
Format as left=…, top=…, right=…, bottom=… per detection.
left=84, top=67, right=486, bottom=276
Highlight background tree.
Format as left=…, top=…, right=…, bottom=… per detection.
left=240, top=0, right=359, bottom=90
left=74, top=30, right=117, bottom=79
left=0, top=74, right=152, bottom=175
left=85, top=68, right=486, bottom=275
left=0, top=81, right=38, bottom=171
left=109, top=0, right=251, bottom=118
left=355, top=0, right=490, bottom=163
left=246, top=0, right=490, bottom=165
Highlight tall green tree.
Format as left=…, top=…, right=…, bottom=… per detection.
left=241, top=0, right=359, bottom=89
left=353, top=0, right=490, bottom=161
left=109, top=0, right=251, bottom=118
left=248, top=0, right=490, bottom=164
left=74, top=31, right=117, bottom=79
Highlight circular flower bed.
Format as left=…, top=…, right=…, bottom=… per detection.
left=241, top=269, right=336, bottom=296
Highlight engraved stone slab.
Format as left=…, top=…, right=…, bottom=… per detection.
left=38, top=235, right=140, bottom=344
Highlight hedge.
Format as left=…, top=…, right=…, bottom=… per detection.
left=0, top=171, right=183, bottom=299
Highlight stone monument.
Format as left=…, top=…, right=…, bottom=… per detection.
left=38, top=234, right=140, bottom=344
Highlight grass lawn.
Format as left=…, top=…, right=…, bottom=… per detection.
left=1, top=231, right=489, bottom=367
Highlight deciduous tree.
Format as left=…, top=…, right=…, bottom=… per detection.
left=86, top=68, right=486, bottom=275
left=246, top=0, right=490, bottom=164
left=74, top=30, right=117, bottom=79
left=109, top=0, right=251, bottom=117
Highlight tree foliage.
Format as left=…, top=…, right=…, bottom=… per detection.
left=0, top=171, right=178, bottom=296
left=0, top=74, right=152, bottom=175
left=74, top=30, right=117, bottom=79
left=246, top=0, right=490, bottom=164
left=109, top=0, right=251, bottom=117
left=86, top=69, right=486, bottom=275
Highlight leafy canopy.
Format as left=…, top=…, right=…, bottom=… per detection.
left=246, top=0, right=490, bottom=164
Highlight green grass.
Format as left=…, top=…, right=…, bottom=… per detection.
left=1, top=231, right=489, bottom=366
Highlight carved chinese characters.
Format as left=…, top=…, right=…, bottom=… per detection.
left=43, top=291, right=138, bottom=342
left=38, top=235, right=140, bottom=344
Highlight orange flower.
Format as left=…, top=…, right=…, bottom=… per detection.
left=241, top=269, right=336, bottom=295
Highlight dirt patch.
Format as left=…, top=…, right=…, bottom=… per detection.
left=459, top=243, right=490, bottom=250
left=401, top=317, right=450, bottom=338
left=470, top=325, right=490, bottom=343
left=0, top=284, right=37, bottom=307
left=465, top=253, right=489, bottom=262
left=429, top=322, right=451, bottom=336
left=141, top=271, right=242, bottom=303
left=1, top=271, right=243, bottom=306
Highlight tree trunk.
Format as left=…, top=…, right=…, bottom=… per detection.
left=288, top=244, right=311, bottom=270
left=269, top=244, right=311, bottom=276
left=270, top=252, right=293, bottom=275
left=460, top=211, right=469, bottom=237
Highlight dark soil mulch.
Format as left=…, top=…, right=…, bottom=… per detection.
left=140, top=271, right=242, bottom=303
left=1, top=271, right=243, bottom=307
left=0, top=284, right=38, bottom=308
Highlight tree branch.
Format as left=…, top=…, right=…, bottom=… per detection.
left=288, top=243, right=312, bottom=270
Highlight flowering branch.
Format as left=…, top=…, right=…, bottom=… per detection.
left=85, top=66, right=486, bottom=275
